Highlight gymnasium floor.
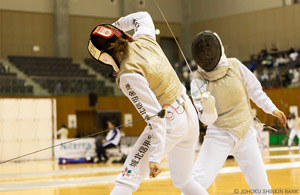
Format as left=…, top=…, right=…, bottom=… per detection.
left=0, top=146, right=300, bottom=195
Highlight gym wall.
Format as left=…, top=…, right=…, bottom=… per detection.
left=0, top=98, right=54, bottom=161
left=192, top=3, right=300, bottom=61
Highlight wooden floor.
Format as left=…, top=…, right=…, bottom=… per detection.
left=1, top=146, right=300, bottom=195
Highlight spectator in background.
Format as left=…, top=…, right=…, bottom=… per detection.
left=252, top=69, right=259, bottom=77
left=274, top=53, right=290, bottom=67
left=283, top=52, right=291, bottom=64
left=0, top=63, right=6, bottom=74
left=270, top=66, right=282, bottom=87
left=248, top=47, right=299, bottom=89
left=95, top=120, right=121, bottom=163
left=280, top=67, right=293, bottom=88
left=269, top=44, right=279, bottom=58
left=262, top=55, right=273, bottom=67
left=57, top=125, right=69, bottom=139
left=288, top=48, right=298, bottom=61
left=259, top=48, right=273, bottom=68
left=258, top=49, right=269, bottom=64
left=248, top=54, right=259, bottom=71
left=5, top=64, right=10, bottom=73
left=291, top=68, right=300, bottom=84
left=260, top=67, right=269, bottom=82
left=258, top=49, right=268, bottom=60
left=55, top=82, right=62, bottom=95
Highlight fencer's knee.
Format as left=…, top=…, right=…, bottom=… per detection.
left=173, top=179, right=203, bottom=192
left=193, top=177, right=210, bottom=189
left=192, top=172, right=212, bottom=189
left=172, top=178, right=192, bottom=191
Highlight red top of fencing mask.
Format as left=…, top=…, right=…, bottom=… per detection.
left=92, top=26, right=122, bottom=39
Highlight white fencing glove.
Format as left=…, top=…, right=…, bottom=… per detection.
left=196, top=91, right=216, bottom=114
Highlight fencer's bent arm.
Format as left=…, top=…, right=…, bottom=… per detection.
left=191, top=79, right=218, bottom=125
left=112, top=11, right=156, bottom=40
left=237, top=59, right=278, bottom=114
left=119, top=73, right=166, bottom=163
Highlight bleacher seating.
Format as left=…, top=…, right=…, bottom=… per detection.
left=8, top=56, right=114, bottom=96
left=8, top=56, right=94, bottom=78
left=33, top=78, right=113, bottom=95
left=84, top=58, right=115, bottom=82
left=0, top=74, right=34, bottom=95
left=243, top=48, right=300, bottom=90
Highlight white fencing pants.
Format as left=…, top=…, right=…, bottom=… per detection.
left=110, top=96, right=208, bottom=195
left=191, top=126, right=271, bottom=195
left=288, top=129, right=300, bottom=147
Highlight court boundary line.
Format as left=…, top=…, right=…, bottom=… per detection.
left=1, top=161, right=300, bottom=191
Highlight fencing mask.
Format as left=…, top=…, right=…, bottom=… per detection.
left=191, top=30, right=223, bottom=72
left=88, top=24, right=133, bottom=72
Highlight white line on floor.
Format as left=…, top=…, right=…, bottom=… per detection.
left=268, top=146, right=299, bottom=151
left=1, top=161, right=300, bottom=191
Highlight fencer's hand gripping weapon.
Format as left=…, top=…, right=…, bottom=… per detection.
left=254, top=116, right=278, bottom=132
left=0, top=111, right=168, bottom=164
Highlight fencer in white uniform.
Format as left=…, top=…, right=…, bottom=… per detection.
left=87, top=11, right=208, bottom=195
left=287, top=114, right=300, bottom=147
left=187, top=31, right=287, bottom=194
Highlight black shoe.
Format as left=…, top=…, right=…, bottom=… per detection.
left=103, top=157, right=109, bottom=163
left=96, top=159, right=103, bottom=164
left=112, top=155, right=127, bottom=164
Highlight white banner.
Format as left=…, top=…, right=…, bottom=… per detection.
left=54, top=138, right=96, bottom=159
left=0, top=98, right=53, bottom=161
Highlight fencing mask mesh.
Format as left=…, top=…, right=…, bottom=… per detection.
left=191, top=31, right=222, bottom=72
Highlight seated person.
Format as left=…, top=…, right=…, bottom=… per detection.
left=95, top=120, right=121, bottom=163
left=57, top=125, right=69, bottom=139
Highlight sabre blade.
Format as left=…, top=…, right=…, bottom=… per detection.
left=154, top=0, right=203, bottom=94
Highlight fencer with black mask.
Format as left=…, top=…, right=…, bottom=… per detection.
left=88, top=12, right=208, bottom=195
left=185, top=30, right=287, bottom=194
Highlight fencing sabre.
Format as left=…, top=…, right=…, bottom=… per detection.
left=154, top=0, right=206, bottom=97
